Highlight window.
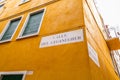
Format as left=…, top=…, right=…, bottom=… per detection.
left=1, top=74, right=23, bottom=80
left=18, top=9, right=45, bottom=39
left=0, top=4, right=4, bottom=9
left=0, top=71, right=26, bottom=80
left=0, top=17, right=21, bottom=43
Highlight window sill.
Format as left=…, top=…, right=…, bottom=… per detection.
left=19, top=0, right=30, bottom=6
left=17, top=33, right=39, bottom=40
left=0, top=39, right=11, bottom=44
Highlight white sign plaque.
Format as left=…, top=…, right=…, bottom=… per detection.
left=40, top=29, right=84, bottom=48
left=88, top=43, right=100, bottom=67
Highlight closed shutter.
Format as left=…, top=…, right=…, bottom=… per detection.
left=22, top=10, right=44, bottom=36
left=1, top=74, right=23, bottom=80
left=1, top=18, right=21, bottom=41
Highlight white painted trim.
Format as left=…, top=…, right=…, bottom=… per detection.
left=19, top=0, right=30, bottom=5
left=0, top=71, right=27, bottom=80
left=0, top=16, right=23, bottom=43
left=17, top=8, right=46, bottom=40
left=0, top=21, right=10, bottom=42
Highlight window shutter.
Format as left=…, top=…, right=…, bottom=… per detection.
left=22, top=10, right=44, bottom=36
left=1, top=74, right=23, bottom=80
left=1, top=18, right=21, bottom=41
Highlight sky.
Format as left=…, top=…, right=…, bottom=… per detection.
left=96, top=0, right=120, bottom=37
left=95, top=0, right=120, bottom=52
left=96, top=0, right=120, bottom=26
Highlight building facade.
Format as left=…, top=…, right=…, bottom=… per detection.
left=0, top=0, right=119, bottom=80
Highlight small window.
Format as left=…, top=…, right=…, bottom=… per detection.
left=1, top=74, right=23, bottom=80
left=0, top=71, right=26, bottom=80
left=18, top=9, right=45, bottom=39
left=0, top=4, right=4, bottom=9
left=0, top=17, right=21, bottom=43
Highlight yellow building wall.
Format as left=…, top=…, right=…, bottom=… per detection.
left=106, top=38, right=120, bottom=50
left=83, top=0, right=119, bottom=80
left=0, top=0, right=91, bottom=80
left=0, top=0, right=119, bottom=80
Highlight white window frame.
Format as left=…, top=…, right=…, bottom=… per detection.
left=20, top=0, right=30, bottom=5
left=0, top=71, right=27, bottom=80
left=0, top=16, right=23, bottom=43
left=17, top=8, right=46, bottom=39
